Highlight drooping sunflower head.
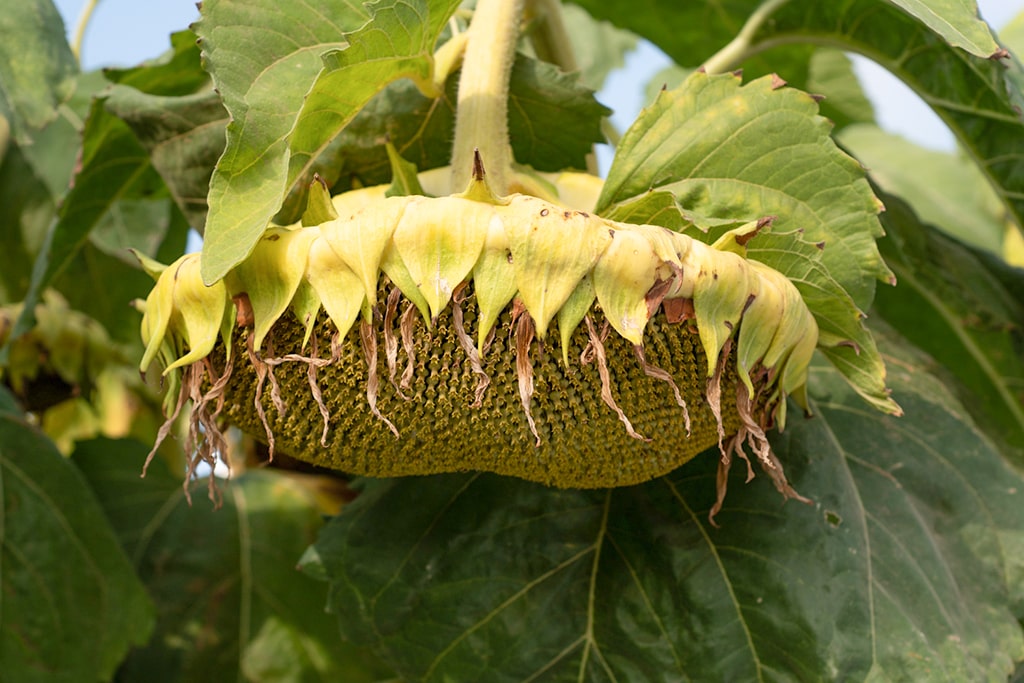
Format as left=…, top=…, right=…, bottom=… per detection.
left=138, top=168, right=823, bottom=516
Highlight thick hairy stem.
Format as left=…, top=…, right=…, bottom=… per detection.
left=451, top=0, right=526, bottom=194
left=702, top=0, right=792, bottom=74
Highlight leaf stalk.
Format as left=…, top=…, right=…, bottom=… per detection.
left=702, top=0, right=792, bottom=74
left=71, top=0, right=100, bottom=63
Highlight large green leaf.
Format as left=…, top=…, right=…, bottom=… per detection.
left=105, top=86, right=228, bottom=231
left=52, top=202, right=189, bottom=344
left=72, top=439, right=394, bottom=683
left=570, top=0, right=1024, bottom=239
left=193, top=0, right=371, bottom=280
left=597, top=70, right=896, bottom=412
left=805, top=48, right=875, bottom=131
left=1, top=99, right=185, bottom=354
left=0, top=136, right=55, bottom=303
left=302, top=333, right=1024, bottom=681
left=101, top=29, right=226, bottom=231
left=0, top=0, right=77, bottom=144
left=0, top=399, right=154, bottom=682
left=839, top=123, right=1005, bottom=254
left=104, top=29, right=211, bottom=97
left=559, top=3, right=638, bottom=91
left=198, top=0, right=460, bottom=284
left=599, top=70, right=890, bottom=308
left=873, top=191, right=1024, bottom=459
left=0, top=71, right=106, bottom=305
left=886, top=0, right=1000, bottom=56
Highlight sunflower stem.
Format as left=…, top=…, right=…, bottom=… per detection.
left=451, top=0, right=525, bottom=195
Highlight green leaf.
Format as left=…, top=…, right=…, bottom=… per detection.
left=0, top=382, right=21, bottom=415
left=72, top=439, right=394, bottom=683
left=385, top=142, right=425, bottom=198
left=597, top=70, right=895, bottom=411
left=0, top=137, right=55, bottom=303
left=1, top=99, right=172, bottom=356
left=100, top=28, right=225, bottom=231
left=0, top=0, right=77, bottom=144
left=873, top=191, right=1024, bottom=458
left=503, top=56, right=610, bottom=172
left=193, top=0, right=371, bottom=280
left=0, top=417, right=154, bottom=682
left=886, top=0, right=1000, bottom=56
left=806, top=48, right=875, bottom=130
left=600, top=71, right=890, bottom=309
left=750, top=4, right=1024, bottom=241
left=571, top=0, right=1024, bottom=245
left=560, top=3, right=638, bottom=91
left=199, top=0, right=460, bottom=284
left=0, top=71, right=105, bottom=305
left=53, top=202, right=189, bottom=344
left=105, top=85, right=228, bottom=231
left=304, top=333, right=1024, bottom=680
left=306, top=76, right=455, bottom=201
left=839, top=123, right=1005, bottom=254
left=104, top=30, right=211, bottom=97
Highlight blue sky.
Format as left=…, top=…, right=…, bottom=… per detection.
left=54, top=0, right=1024, bottom=157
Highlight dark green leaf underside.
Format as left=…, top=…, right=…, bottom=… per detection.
left=0, top=418, right=154, bottom=682
left=306, top=334, right=1024, bottom=681
left=873, top=192, right=1024, bottom=458
left=73, top=440, right=394, bottom=683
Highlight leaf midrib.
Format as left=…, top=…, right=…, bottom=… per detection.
left=663, top=478, right=766, bottom=682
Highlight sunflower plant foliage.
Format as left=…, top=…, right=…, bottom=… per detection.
left=2, top=0, right=1024, bottom=680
